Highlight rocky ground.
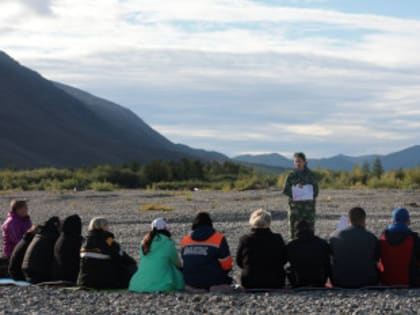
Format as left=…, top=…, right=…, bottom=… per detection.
left=1, top=188, right=420, bottom=314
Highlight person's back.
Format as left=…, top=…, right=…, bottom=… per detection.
left=53, top=215, right=83, bottom=283
left=329, top=207, right=378, bottom=288
left=286, top=220, right=330, bottom=288
left=379, top=208, right=420, bottom=286
left=8, top=226, right=38, bottom=281
left=22, top=217, right=60, bottom=283
left=236, top=209, right=287, bottom=289
left=181, top=212, right=232, bottom=290
left=129, top=219, right=184, bottom=292
left=78, top=217, right=136, bottom=289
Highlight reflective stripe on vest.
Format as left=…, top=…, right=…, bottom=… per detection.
left=80, top=252, right=111, bottom=260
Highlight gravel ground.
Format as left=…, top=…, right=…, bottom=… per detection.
left=1, top=188, right=420, bottom=314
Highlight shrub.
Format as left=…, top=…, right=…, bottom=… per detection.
left=89, top=181, right=117, bottom=192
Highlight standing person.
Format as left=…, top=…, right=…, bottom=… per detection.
left=22, top=217, right=61, bottom=284
left=236, top=209, right=287, bottom=289
left=181, top=212, right=233, bottom=292
left=52, top=215, right=84, bottom=283
left=283, top=153, right=319, bottom=239
left=329, top=207, right=379, bottom=288
left=77, top=217, right=137, bottom=289
left=286, top=220, right=331, bottom=288
left=2, top=200, right=32, bottom=258
left=378, top=208, right=420, bottom=286
left=129, top=218, right=184, bottom=293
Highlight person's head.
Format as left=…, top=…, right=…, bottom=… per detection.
left=88, top=217, right=109, bottom=232
left=249, top=209, right=271, bottom=229
left=294, top=152, right=307, bottom=170
left=142, top=218, right=171, bottom=255
left=192, top=212, right=213, bottom=230
left=392, top=207, right=410, bottom=226
left=10, top=200, right=29, bottom=218
left=348, top=207, right=366, bottom=228
left=62, top=214, right=82, bottom=235
left=43, top=216, right=61, bottom=233
left=295, top=219, right=313, bottom=238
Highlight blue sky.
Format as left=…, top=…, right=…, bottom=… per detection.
left=1, top=0, right=420, bottom=158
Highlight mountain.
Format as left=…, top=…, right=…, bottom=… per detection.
left=0, top=51, right=227, bottom=169
left=234, top=146, right=420, bottom=171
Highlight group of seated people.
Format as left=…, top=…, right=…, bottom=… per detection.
left=1, top=199, right=420, bottom=292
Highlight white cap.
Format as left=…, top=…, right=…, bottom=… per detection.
left=151, top=218, right=168, bottom=231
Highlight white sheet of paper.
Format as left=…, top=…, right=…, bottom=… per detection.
left=336, top=215, right=349, bottom=231
left=292, top=184, right=314, bottom=201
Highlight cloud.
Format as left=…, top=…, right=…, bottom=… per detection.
left=0, top=0, right=419, bottom=157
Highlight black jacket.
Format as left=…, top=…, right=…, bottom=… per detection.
left=22, top=217, right=60, bottom=283
left=236, top=228, right=287, bottom=289
left=8, top=231, right=35, bottom=281
left=52, top=215, right=84, bottom=283
left=329, top=225, right=379, bottom=288
left=77, top=229, right=137, bottom=289
left=286, top=230, right=331, bottom=287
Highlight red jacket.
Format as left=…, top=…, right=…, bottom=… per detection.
left=379, top=230, right=420, bottom=286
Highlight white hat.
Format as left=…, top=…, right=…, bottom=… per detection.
left=151, top=218, right=168, bottom=231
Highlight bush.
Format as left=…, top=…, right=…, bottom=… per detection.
left=89, top=181, right=117, bottom=192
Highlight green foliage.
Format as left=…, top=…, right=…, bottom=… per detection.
left=89, top=181, right=117, bottom=192
left=0, top=159, right=258, bottom=191
left=372, top=157, right=384, bottom=179
left=275, top=166, right=420, bottom=190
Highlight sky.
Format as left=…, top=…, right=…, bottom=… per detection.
left=1, top=0, right=420, bottom=158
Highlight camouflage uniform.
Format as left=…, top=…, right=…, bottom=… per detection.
left=283, top=167, right=319, bottom=239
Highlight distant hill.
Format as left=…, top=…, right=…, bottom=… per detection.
left=234, top=146, right=420, bottom=171
left=0, top=51, right=227, bottom=169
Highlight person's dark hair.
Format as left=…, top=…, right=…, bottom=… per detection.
left=142, top=229, right=171, bottom=255
left=192, top=212, right=213, bottom=230
left=294, top=152, right=307, bottom=162
left=62, top=215, right=82, bottom=235
left=11, top=200, right=27, bottom=212
left=348, top=207, right=366, bottom=226
left=295, top=219, right=313, bottom=236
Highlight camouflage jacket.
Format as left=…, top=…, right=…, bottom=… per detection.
left=283, top=167, right=319, bottom=202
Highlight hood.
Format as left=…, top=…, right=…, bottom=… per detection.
left=296, top=229, right=315, bottom=241
left=39, top=216, right=60, bottom=236
left=6, top=210, right=30, bottom=222
left=384, top=229, right=413, bottom=246
left=88, top=229, right=114, bottom=239
left=190, top=225, right=216, bottom=241
left=62, top=215, right=82, bottom=235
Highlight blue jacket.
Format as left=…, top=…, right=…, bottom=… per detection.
left=181, top=226, right=232, bottom=289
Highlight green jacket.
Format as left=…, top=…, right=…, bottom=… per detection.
left=129, top=234, right=185, bottom=292
left=283, top=167, right=319, bottom=204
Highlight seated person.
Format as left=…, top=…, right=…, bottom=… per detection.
left=379, top=208, right=420, bottom=286
left=286, top=220, right=331, bottom=288
left=236, top=209, right=287, bottom=289
left=77, top=217, right=137, bottom=289
left=329, top=207, right=379, bottom=288
left=181, top=212, right=232, bottom=291
left=52, top=215, right=84, bottom=283
left=2, top=200, right=32, bottom=258
left=22, top=217, right=61, bottom=284
left=8, top=225, right=39, bottom=281
left=129, top=218, right=184, bottom=292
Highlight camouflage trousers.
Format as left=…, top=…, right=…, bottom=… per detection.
left=288, top=201, right=316, bottom=240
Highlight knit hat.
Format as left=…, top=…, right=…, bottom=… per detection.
left=249, top=209, right=271, bottom=229
left=151, top=218, right=169, bottom=231
left=392, top=208, right=410, bottom=223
